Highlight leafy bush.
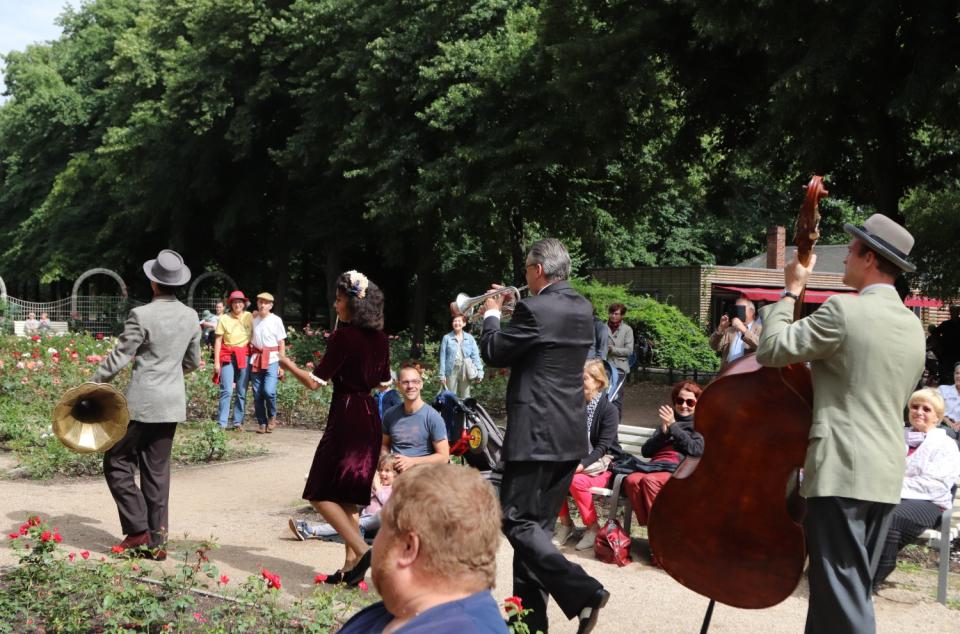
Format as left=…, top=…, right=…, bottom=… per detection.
left=572, top=278, right=719, bottom=371
left=1, top=515, right=373, bottom=633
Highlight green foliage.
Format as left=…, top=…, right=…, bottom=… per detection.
left=901, top=183, right=960, bottom=297
left=572, top=278, right=719, bottom=371
left=1, top=515, right=374, bottom=632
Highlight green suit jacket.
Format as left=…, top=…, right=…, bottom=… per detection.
left=756, top=285, right=925, bottom=504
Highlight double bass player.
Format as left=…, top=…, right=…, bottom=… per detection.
left=756, top=214, right=925, bottom=633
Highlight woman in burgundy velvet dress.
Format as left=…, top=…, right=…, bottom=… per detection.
left=280, top=271, right=389, bottom=586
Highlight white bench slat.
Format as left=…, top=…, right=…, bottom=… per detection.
left=14, top=320, right=69, bottom=336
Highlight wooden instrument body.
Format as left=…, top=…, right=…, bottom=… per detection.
left=648, top=355, right=812, bottom=608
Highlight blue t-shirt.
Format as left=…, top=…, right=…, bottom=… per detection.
left=383, top=402, right=447, bottom=457
left=338, top=591, right=508, bottom=634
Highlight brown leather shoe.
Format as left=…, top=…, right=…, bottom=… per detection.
left=116, top=531, right=150, bottom=551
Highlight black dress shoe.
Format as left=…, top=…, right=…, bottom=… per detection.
left=576, top=588, right=610, bottom=634
left=321, top=570, right=344, bottom=585
left=341, top=549, right=372, bottom=587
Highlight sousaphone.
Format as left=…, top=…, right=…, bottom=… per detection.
left=53, top=383, right=130, bottom=453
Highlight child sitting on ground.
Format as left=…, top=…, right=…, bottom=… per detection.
left=289, top=453, right=396, bottom=542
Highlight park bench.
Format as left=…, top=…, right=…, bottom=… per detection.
left=13, top=320, right=69, bottom=336
left=917, top=485, right=958, bottom=604
left=589, top=424, right=656, bottom=534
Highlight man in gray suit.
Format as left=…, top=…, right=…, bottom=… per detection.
left=757, top=215, right=926, bottom=634
left=94, top=249, right=201, bottom=559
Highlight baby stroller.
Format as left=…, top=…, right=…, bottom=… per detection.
left=433, top=390, right=505, bottom=491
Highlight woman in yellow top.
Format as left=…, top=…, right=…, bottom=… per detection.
left=214, top=290, right=254, bottom=429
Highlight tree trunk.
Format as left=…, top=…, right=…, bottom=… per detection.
left=862, top=118, right=906, bottom=224
left=325, top=247, right=340, bottom=329
left=508, top=205, right=526, bottom=287
left=409, top=234, right=432, bottom=359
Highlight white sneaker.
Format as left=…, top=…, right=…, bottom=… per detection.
left=553, top=523, right=574, bottom=546
left=575, top=524, right=600, bottom=551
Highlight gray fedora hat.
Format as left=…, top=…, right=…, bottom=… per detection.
left=143, top=249, right=192, bottom=286
left=843, top=214, right=916, bottom=273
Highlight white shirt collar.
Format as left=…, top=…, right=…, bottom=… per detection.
left=859, top=283, right=896, bottom=295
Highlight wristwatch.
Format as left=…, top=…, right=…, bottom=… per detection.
left=780, top=290, right=800, bottom=301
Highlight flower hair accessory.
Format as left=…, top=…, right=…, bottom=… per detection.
left=346, top=270, right=368, bottom=299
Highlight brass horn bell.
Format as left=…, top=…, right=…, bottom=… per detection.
left=53, top=382, right=130, bottom=454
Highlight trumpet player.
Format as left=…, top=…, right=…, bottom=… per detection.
left=92, top=249, right=201, bottom=560
left=478, top=238, right=609, bottom=634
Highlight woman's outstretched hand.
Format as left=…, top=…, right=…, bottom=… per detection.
left=658, top=404, right=676, bottom=433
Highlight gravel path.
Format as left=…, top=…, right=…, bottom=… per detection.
left=2, top=425, right=958, bottom=633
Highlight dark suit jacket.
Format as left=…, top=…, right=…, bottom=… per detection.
left=480, top=281, right=594, bottom=462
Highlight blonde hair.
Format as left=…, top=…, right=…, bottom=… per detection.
left=381, top=463, right=500, bottom=587
left=584, top=359, right=610, bottom=392
left=378, top=453, right=397, bottom=472
left=909, top=388, right=945, bottom=420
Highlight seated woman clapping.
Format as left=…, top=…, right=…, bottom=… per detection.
left=554, top=359, right=622, bottom=551
left=873, top=388, right=960, bottom=591
left=622, top=381, right=704, bottom=531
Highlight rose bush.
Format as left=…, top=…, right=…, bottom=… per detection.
left=0, top=329, right=509, bottom=479
left=0, top=334, right=267, bottom=479
left=1, top=515, right=372, bottom=632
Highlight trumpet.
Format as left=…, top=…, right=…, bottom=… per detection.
left=450, top=285, right=528, bottom=322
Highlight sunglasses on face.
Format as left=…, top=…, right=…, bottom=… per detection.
left=675, top=398, right=697, bottom=407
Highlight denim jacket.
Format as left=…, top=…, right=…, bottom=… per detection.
left=439, top=331, right=484, bottom=380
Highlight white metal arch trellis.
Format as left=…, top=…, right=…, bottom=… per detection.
left=187, top=271, right=238, bottom=307
left=71, top=268, right=128, bottom=315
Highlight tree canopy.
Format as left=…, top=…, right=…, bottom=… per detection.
left=1, top=0, right=958, bottom=345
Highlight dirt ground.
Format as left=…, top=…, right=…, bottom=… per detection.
left=2, top=384, right=959, bottom=633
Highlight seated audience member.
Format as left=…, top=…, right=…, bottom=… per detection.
left=38, top=312, right=52, bottom=333
left=200, top=309, right=219, bottom=346
left=290, top=454, right=396, bottom=542
left=338, top=463, right=508, bottom=634
left=873, top=388, right=960, bottom=591
left=381, top=366, right=450, bottom=473
left=555, top=359, right=622, bottom=551
left=938, top=362, right=960, bottom=438
left=623, top=381, right=705, bottom=533
left=374, top=370, right=402, bottom=420
left=23, top=311, right=40, bottom=335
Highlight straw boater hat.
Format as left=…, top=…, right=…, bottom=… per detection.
left=843, top=214, right=916, bottom=273
left=142, top=249, right=192, bottom=286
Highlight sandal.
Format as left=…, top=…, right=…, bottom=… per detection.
left=342, top=549, right=372, bottom=587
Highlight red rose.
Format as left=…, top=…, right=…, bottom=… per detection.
left=53, top=531, right=62, bottom=543
left=19, top=524, right=29, bottom=535
left=40, top=531, right=52, bottom=542
left=68, top=552, right=76, bottom=562
left=111, top=545, right=124, bottom=554
left=358, top=580, right=369, bottom=592
left=96, top=333, right=104, bottom=340
left=504, top=596, right=523, bottom=611
left=313, top=574, right=327, bottom=584
left=8, top=533, right=18, bottom=539
left=28, top=516, right=42, bottom=526
left=219, top=575, right=229, bottom=585
left=31, top=335, right=40, bottom=342
left=80, top=551, right=90, bottom=559
left=261, top=568, right=282, bottom=590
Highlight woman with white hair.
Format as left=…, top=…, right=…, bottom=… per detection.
left=873, top=388, right=960, bottom=590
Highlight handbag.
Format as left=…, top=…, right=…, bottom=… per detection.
left=581, top=454, right=613, bottom=476
left=595, top=518, right=632, bottom=567
left=459, top=340, right=479, bottom=380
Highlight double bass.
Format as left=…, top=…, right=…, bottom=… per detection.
left=647, top=176, right=828, bottom=611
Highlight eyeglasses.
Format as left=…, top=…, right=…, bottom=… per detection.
left=675, top=398, right=697, bottom=407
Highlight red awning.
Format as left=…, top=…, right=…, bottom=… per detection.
left=715, top=285, right=942, bottom=308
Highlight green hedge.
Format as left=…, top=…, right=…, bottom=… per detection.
left=572, top=278, right=719, bottom=372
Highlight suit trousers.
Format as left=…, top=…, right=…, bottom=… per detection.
left=103, top=421, right=178, bottom=547
left=803, top=496, right=894, bottom=634
left=501, top=460, right=604, bottom=632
